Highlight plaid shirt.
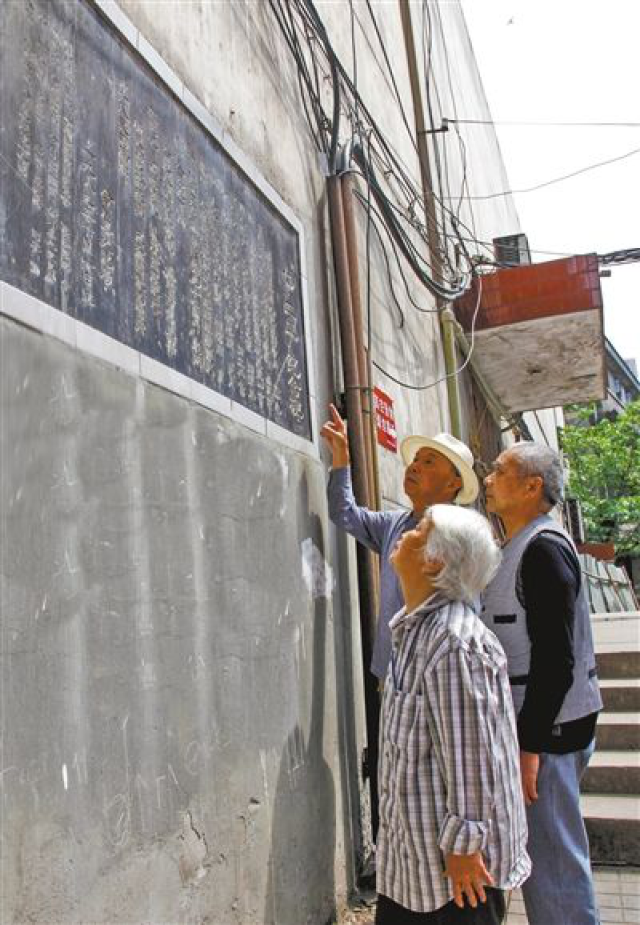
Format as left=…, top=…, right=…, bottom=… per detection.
left=377, top=594, right=531, bottom=913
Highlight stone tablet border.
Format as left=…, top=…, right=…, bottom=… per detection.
left=0, top=0, right=319, bottom=461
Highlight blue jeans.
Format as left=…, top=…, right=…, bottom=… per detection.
left=522, top=741, right=599, bottom=925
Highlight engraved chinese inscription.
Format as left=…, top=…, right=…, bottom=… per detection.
left=0, top=0, right=311, bottom=439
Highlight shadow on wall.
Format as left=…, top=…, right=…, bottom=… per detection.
left=264, top=471, right=336, bottom=925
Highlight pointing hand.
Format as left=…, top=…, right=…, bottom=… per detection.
left=320, top=403, right=350, bottom=468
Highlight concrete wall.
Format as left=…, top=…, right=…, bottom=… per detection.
left=1, top=1, right=533, bottom=922
left=1, top=313, right=367, bottom=924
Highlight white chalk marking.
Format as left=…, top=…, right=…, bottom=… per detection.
left=300, top=538, right=334, bottom=600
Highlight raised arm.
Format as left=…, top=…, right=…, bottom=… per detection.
left=321, top=404, right=392, bottom=554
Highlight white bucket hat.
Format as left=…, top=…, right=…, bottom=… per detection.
left=400, top=433, right=479, bottom=506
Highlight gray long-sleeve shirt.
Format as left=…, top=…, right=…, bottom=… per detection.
left=328, top=466, right=417, bottom=679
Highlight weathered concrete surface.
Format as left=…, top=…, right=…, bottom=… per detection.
left=1, top=316, right=361, bottom=923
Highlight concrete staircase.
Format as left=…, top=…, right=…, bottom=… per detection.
left=581, top=613, right=640, bottom=866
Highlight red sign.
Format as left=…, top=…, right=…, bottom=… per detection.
left=373, top=387, right=397, bottom=453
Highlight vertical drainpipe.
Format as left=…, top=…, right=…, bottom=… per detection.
left=326, top=175, right=371, bottom=513
left=398, top=0, right=463, bottom=439
left=341, top=171, right=382, bottom=640
left=341, top=174, right=382, bottom=515
left=327, top=173, right=381, bottom=839
left=440, top=308, right=462, bottom=438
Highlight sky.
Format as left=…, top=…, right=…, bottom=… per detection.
left=460, top=0, right=640, bottom=372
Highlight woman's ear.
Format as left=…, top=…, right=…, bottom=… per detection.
left=422, top=556, right=443, bottom=579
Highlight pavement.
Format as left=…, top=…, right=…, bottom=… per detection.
left=343, top=869, right=640, bottom=924
left=506, top=867, right=640, bottom=925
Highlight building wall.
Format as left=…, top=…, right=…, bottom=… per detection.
left=1, top=1, right=532, bottom=922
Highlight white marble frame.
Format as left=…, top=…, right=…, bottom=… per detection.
left=0, top=0, right=320, bottom=461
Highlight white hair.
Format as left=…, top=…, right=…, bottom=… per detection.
left=423, top=505, right=501, bottom=603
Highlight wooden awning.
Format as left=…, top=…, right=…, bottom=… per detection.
left=454, top=255, right=606, bottom=414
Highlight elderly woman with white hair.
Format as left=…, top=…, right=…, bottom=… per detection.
left=376, top=505, right=530, bottom=925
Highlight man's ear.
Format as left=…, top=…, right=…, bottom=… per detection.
left=447, top=472, right=463, bottom=493
left=527, top=475, right=544, bottom=498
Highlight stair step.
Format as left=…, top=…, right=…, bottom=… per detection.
left=582, top=793, right=640, bottom=820
left=596, top=649, right=640, bottom=680
left=596, top=713, right=640, bottom=750
left=582, top=751, right=640, bottom=794
left=582, top=794, right=640, bottom=865
left=599, top=679, right=640, bottom=712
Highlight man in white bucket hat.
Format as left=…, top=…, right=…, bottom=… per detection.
left=322, top=403, right=479, bottom=681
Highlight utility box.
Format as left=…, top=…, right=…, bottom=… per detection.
left=493, top=233, right=531, bottom=267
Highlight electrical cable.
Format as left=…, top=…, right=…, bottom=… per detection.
left=267, top=0, right=327, bottom=153
left=297, top=0, right=341, bottom=170
left=353, top=186, right=438, bottom=316
left=599, top=248, right=640, bottom=266
left=310, top=1, right=470, bottom=247
left=353, top=148, right=478, bottom=285
left=447, top=119, right=640, bottom=128
left=371, top=275, right=484, bottom=391
left=461, top=146, right=640, bottom=200
left=364, top=207, right=407, bottom=328
left=533, top=410, right=552, bottom=448
left=268, top=0, right=486, bottom=296
left=352, top=141, right=470, bottom=299
left=421, top=0, right=458, bottom=277
left=348, top=0, right=361, bottom=136
left=364, top=0, right=419, bottom=155
left=365, top=130, right=373, bottom=353
left=312, top=0, right=487, bottom=273
left=430, top=0, right=482, bottom=252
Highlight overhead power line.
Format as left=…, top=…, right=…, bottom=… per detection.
left=269, top=0, right=478, bottom=300
left=461, top=146, right=640, bottom=200
left=599, top=248, right=640, bottom=267
left=446, top=118, right=640, bottom=128
left=372, top=275, right=485, bottom=391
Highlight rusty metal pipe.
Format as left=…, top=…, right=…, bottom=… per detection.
left=340, top=174, right=381, bottom=514
left=327, top=176, right=370, bottom=510
left=327, top=173, right=381, bottom=839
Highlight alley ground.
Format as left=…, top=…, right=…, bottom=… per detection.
left=342, top=867, right=640, bottom=924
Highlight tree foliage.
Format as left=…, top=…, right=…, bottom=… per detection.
left=560, top=399, right=640, bottom=554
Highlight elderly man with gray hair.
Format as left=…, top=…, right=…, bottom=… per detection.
left=482, top=443, right=603, bottom=925
left=376, top=504, right=530, bottom=923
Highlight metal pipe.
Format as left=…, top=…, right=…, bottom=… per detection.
left=440, top=309, right=463, bottom=439
left=327, top=174, right=381, bottom=837
left=327, top=176, right=370, bottom=510
left=341, top=173, right=382, bottom=628
left=341, top=174, right=381, bottom=513
left=398, top=0, right=463, bottom=438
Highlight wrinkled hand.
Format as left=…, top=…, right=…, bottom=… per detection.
left=520, top=751, right=540, bottom=805
left=444, top=851, right=495, bottom=909
left=320, top=403, right=350, bottom=467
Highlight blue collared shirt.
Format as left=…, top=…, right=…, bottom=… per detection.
left=327, top=466, right=417, bottom=679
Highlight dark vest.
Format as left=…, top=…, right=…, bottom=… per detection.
left=481, top=515, right=602, bottom=723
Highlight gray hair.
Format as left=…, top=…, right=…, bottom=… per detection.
left=508, top=442, right=565, bottom=507
left=423, top=505, right=501, bottom=604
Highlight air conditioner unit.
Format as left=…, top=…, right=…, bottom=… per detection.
left=565, top=497, right=586, bottom=546
left=493, top=233, right=531, bottom=267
